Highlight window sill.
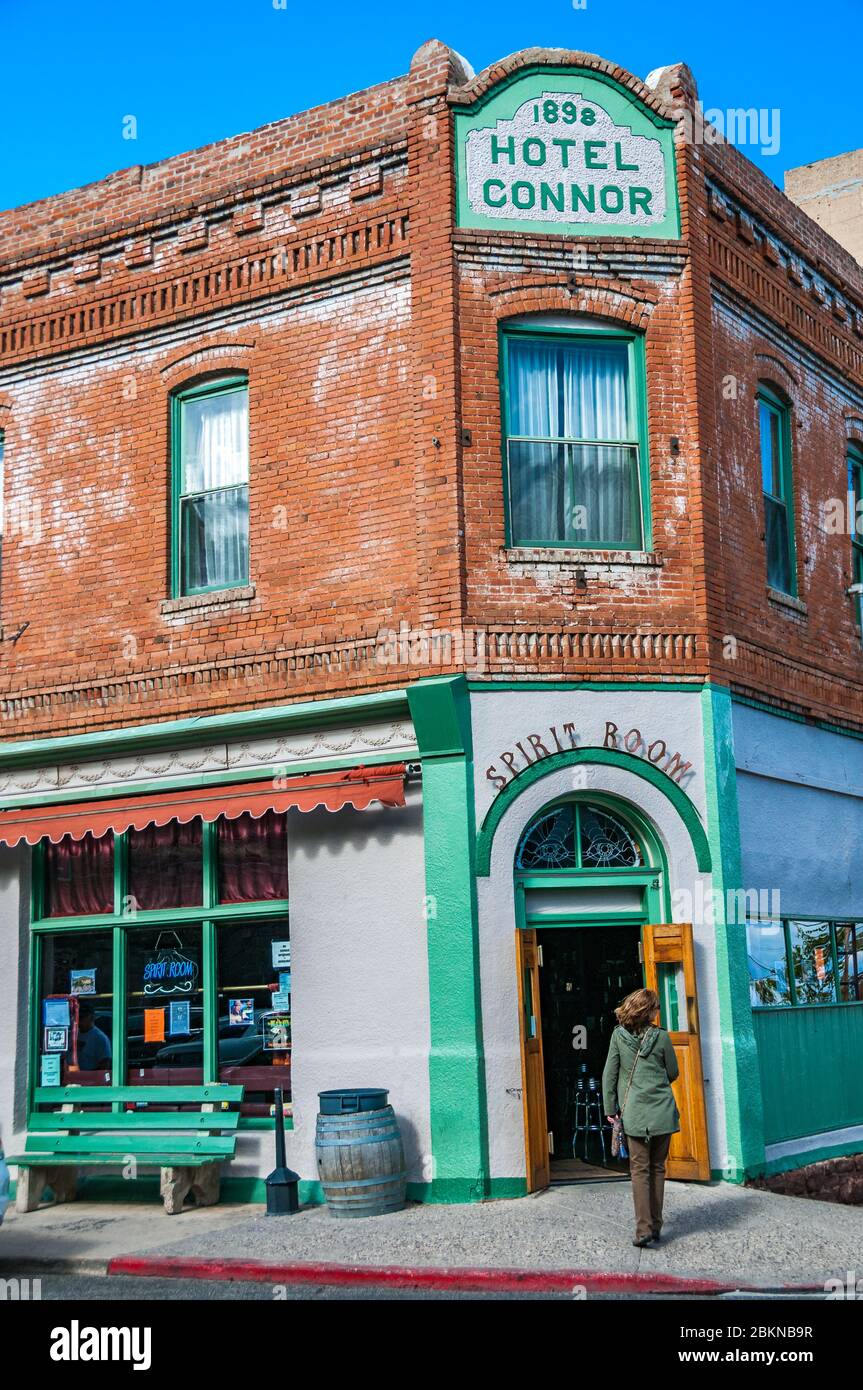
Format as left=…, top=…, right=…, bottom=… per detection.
left=767, top=587, right=807, bottom=616
left=160, top=585, right=256, bottom=617
left=503, top=546, right=661, bottom=567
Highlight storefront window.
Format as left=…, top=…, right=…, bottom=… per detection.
left=746, top=921, right=792, bottom=1006
left=218, top=812, right=288, bottom=903
left=216, top=918, right=291, bottom=1115
left=44, top=833, right=114, bottom=916
left=748, top=918, right=863, bottom=1007
left=38, top=929, right=114, bottom=1089
left=126, top=926, right=204, bottom=1086
left=787, top=920, right=835, bottom=1004
left=31, top=813, right=290, bottom=1119
left=837, top=923, right=863, bottom=1002
left=127, top=820, right=203, bottom=910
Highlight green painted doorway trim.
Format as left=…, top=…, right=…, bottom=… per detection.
left=476, top=747, right=712, bottom=876
left=407, top=676, right=489, bottom=1201
left=700, top=684, right=765, bottom=1180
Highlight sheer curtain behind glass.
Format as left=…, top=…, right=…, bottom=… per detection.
left=180, top=385, right=249, bottom=592
left=507, top=337, right=639, bottom=547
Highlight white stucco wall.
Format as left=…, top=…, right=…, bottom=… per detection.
left=470, top=688, right=727, bottom=1179
left=0, top=845, right=29, bottom=1161
left=734, top=702, right=863, bottom=919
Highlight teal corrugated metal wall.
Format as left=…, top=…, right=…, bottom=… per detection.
left=753, top=1005, right=863, bottom=1145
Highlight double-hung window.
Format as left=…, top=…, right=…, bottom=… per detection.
left=172, top=377, right=249, bottom=596
left=502, top=326, right=647, bottom=550
left=849, top=442, right=863, bottom=637
left=757, top=385, right=795, bottom=595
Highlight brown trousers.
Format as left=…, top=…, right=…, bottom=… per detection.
left=627, top=1133, right=673, bottom=1240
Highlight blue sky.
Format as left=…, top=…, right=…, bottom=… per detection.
left=1, top=0, right=861, bottom=211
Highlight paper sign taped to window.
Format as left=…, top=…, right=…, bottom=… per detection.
left=271, top=940, right=291, bottom=969
left=144, top=1008, right=166, bottom=1043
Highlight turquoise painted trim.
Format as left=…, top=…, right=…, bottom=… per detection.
left=468, top=681, right=705, bottom=693
left=0, top=687, right=412, bottom=773
left=757, top=1139, right=863, bottom=1181
left=700, top=685, right=766, bottom=1177
left=453, top=65, right=681, bottom=241
left=476, top=747, right=712, bottom=876
left=515, top=791, right=671, bottom=922
left=757, top=383, right=798, bottom=599
left=171, top=375, right=249, bottom=599
left=498, top=323, right=652, bottom=553
left=407, top=676, right=489, bottom=1201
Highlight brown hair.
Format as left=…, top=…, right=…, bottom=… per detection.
left=615, top=988, right=660, bottom=1034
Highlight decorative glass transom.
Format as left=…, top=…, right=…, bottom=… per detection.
left=515, top=802, right=644, bottom=871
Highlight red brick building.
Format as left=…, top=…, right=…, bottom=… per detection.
left=0, top=42, right=860, bottom=1207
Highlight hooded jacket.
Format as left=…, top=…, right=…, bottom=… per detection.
left=602, top=1023, right=680, bottom=1139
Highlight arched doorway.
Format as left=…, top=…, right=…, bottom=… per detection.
left=513, top=794, right=709, bottom=1189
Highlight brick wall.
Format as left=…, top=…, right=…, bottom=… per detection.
left=0, top=41, right=861, bottom=738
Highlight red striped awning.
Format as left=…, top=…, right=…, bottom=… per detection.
left=0, top=764, right=406, bottom=847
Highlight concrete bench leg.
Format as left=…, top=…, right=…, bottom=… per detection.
left=160, top=1163, right=221, bottom=1213
left=15, top=1166, right=77, bottom=1211
left=190, top=1162, right=220, bottom=1208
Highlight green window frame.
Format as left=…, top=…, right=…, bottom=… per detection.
left=849, top=442, right=863, bottom=639
left=747, top=916, right=863, bottom=1008
left=757, top=384, right=797, bottom=596
left=171, top=376, right=250, bottom=597
left=29, top=823, right=291, bottom=1127
left=499, top=322, right=651, bottom=551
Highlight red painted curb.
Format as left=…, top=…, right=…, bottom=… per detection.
left=106, top=1254, right=819, bottom=1296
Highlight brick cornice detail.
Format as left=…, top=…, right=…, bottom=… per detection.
left=448, top=48, right=676, bottom=124
left=160, top=338, right=258, bottom=388
left=0, top=209, right=410, bottom=369
left=488, top=281, right=656, bottom=330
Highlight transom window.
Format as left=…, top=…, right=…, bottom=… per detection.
left=757, top=384, right=795, bottom=595
left=172, top=377, right=249, bottom=596
left=502, top=326, right=646, bottom=550
left=747, top=918, right=863, bottom=1007
left=32, top=813, right=291, bottom=1118
left=516, top=801, right=644, bottom=871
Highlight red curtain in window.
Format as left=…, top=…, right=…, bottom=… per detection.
left=218, top=811, right=288, bottom=903
left=127, top=820, right=203, bottom=910
left=44, top=833, right=114, bottom=916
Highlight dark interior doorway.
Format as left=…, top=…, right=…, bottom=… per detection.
left=536, top=923, right=643, bottom=1182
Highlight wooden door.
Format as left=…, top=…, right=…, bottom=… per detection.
left=642, top=922, right=710, bottom=1181
left=515, top=929, right=550, bottom=1192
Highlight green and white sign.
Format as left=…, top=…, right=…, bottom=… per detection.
left=454, top=68, right=680, bottom=240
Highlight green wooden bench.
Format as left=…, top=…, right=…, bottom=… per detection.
left=7, top=1085, right=244, bottom=1215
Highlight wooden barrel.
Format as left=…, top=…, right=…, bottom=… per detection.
left=315, top=1104, right=407, bottom=1218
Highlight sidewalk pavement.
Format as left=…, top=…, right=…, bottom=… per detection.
left=1, top=1179, right=861, bottom=1294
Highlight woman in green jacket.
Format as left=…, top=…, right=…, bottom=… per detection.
left=602, top=987, right=680, bottom=1247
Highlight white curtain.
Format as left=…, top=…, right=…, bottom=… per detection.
left=508, top=340, right=638, bottom=546
left=181, top=389, right=249, bottom=589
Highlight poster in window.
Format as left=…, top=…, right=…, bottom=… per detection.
left=229, top=998, right=254, bottom=1027
left=262, top=1011, right=291, bottom=1051
left=169, top=1000, right=190, bottom=1036
left=43, top=998, right=71, bottom=1028
left=43, top=1026, right=69, bottom=1053
left=40, top=1054, right=62, bottom=1087
left=70, top=969, right=97, bottom=996
left=271, top=940, right=291, bottom=970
